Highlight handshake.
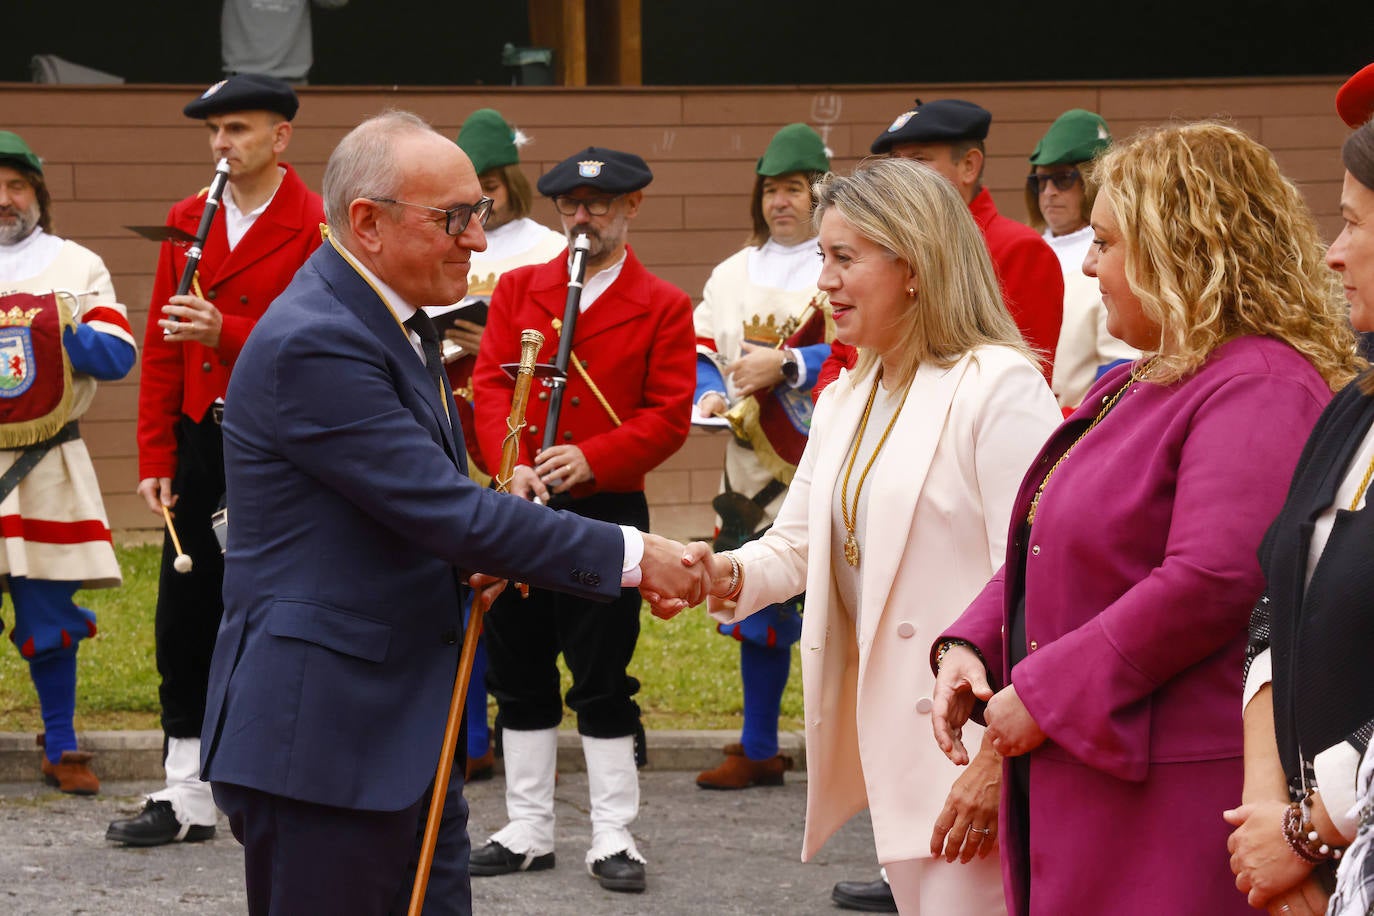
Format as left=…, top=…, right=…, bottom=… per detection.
left=637, top=534, right=738, bottom=619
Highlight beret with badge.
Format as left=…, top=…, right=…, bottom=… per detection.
left=1029, top=109, right=1112, bottom=166
left=536, top=146, right=653, bottom=197
left=870, top=98, right=992, bottom=155
left=0, top=131, right=42, bottom=175
left=183, top=73, right=300, bottom=121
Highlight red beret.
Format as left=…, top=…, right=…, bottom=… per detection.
left=1337, top=63, right=1374, bottom=129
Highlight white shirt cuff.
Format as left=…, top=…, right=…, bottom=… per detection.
left=620, top=525, right=643, bottom=587
left=1315, top=742, right=1363, bottom=842
left=1242, top=648, right=1272, bottom=712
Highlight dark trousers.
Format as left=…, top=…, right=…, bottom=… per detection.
left=154, top=413, right=226, bottom=738
left=213, top=769, right=471, bottom=916
left=484, top=490, right=648, bottom=737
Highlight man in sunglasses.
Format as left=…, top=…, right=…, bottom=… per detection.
left=200, top=113, right=708, bottom=913
left=469, top=146, right=696, bottom=895
left=1025, top=109, right=1137, bottom=411
left=111, top=73, right=325, bottom=850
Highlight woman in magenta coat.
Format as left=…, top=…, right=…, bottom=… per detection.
left=930, top=122, right=1363, bottom=915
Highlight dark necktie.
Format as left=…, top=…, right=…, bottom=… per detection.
left=403, top=310, right=451, bottom=421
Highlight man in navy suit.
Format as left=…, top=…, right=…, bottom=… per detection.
left=199, top=110, right=706, bottom=915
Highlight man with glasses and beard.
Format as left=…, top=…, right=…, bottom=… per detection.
left=0, top=131, right=136, bottom=797
left=470, top=147, right=696, bottom=895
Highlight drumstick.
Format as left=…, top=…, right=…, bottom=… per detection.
left=161, top=504, right=193, bottom=574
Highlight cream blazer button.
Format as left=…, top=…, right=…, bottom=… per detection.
left=896, top=621, right=916, bottom=638
left=915, top=697, right=933, bottom=714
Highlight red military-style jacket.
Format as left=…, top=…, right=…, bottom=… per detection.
left=473, top=246, right=696, bottom=496
left=137, top=163, right=324, bottom=480
left=967, top=186, right=1064, bottom=376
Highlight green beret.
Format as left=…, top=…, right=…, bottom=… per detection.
left=1029, top=109, right=1112, bottom=166
left=757, top=123, right=830, bottom=176
left=0, top=131, right=42, bottom=175
left=456, top=108, right=520, bottom=175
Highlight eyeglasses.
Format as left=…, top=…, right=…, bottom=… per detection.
left=1026, top=170, right=1082, bottom=194
left=368, top=196, right=494, bottom=235
left=551, top=195, right=623, bottom=217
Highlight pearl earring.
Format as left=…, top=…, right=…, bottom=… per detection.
left=907, top=287, right=916, bottom=298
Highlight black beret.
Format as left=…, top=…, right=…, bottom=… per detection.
left=870, top=99, right=992, bottom=155
left=183, top=74, right=300, bottom=121
left=536, top=147, right=653, bottom=197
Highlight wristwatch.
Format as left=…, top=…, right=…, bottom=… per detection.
left=780, top=349, right=800, bottom=385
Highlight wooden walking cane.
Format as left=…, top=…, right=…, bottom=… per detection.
left=408, top=328, right=546, bottom=915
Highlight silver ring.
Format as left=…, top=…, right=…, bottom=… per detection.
left=969, top=827, right=991, bottom=835
left=1280, top=907, right=1292, bottom=914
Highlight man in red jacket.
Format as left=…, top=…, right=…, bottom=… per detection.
left=817, top=99, right=1064, bottom=401
left=109, top=73, right=324, bottom=849
left=470, top=147, right=696, bottom=895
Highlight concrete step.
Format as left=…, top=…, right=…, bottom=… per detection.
left=0, top=729, right=807, bottom=783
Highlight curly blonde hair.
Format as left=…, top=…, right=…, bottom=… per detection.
left=1095, top=121, right=1362, bottom=390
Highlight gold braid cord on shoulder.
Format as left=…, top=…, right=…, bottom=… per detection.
left=551, top=317, right=622, bottom=427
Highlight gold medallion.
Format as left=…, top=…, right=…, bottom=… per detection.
left=844, top=532, right=860, bottom=567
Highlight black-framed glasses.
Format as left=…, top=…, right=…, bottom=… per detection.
left=1026, top=169, right=1082, bottom=194
left=551, top=194, right=623, bottom=217
left=369, top=196, right=494, bottom=235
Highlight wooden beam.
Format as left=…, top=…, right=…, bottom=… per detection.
left=528, top=0, right=587, bottom=87
left=614, top=0, right=642, bottom=86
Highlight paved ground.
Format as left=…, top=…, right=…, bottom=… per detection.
left=0, top=771, right=881, bottom=915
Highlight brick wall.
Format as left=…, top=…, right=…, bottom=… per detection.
left=0, top=76, right=1349, bottom=540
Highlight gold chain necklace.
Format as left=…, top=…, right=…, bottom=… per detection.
left=1026, top=357, right=1159, bottom=526
left=840, top=372, right=909, bottom=566
left=1348, top=448, right=1374, bottom=511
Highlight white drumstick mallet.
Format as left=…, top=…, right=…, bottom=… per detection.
left=161, top=504, right=193, bottom=574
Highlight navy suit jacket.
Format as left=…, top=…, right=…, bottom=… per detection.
left=201, top=241, right=624, bottom=812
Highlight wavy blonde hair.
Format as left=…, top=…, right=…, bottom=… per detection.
left=813, top=157, right=1034, bottom=390
left=1095, top=121, right=1361, bottom=389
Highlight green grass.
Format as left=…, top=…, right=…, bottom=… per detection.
left=0, top=544, right=803, bottom=734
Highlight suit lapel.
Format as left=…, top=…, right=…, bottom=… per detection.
left=859, top=354, right=974, bottom=644
left=810, top=370, right=874, bottom=580
left=316, top=244, right=462, bottom=465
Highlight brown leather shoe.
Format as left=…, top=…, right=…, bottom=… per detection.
left=41, top=750, right=100, bottom=795
left=696, top=750, right=793, bottom=789
left=465, top=747, right=495, bottom=782
left=722, top=742, right=744, bottom=756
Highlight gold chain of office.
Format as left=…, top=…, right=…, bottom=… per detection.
left=840, top=372, right=909, bottom=567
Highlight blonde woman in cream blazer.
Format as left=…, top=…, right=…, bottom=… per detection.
left=675, top=159, right=1061, bottom=914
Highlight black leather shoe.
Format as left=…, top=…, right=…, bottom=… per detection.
left=832, top=876, right=898, bottom=912
left=589, top=851, right=646, bottom=893
left=469, top=840, right=555, bottom=876
left=106, top=799, right=215, bottom=847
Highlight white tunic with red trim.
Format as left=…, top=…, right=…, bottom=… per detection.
left=0, top=239, right=133, bottom=588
